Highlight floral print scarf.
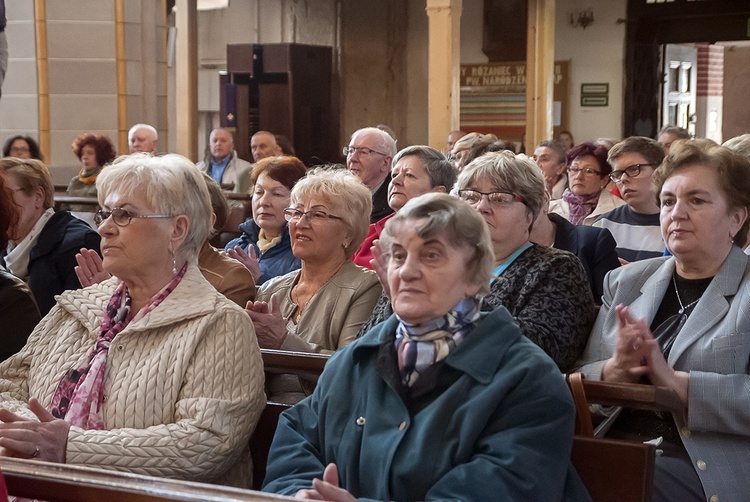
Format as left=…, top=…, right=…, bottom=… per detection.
left=50, top=265, right=187, bottom=429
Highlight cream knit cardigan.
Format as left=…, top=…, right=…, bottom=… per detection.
left=0, top=264, right=265, bottom=488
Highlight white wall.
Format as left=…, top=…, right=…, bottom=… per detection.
left=555, top=0, right=626, bottom=143
left=458, top=0, right=627, bottom=143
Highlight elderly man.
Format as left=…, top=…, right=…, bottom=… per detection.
left=446, top=130, right=465, bottom=154
left=128, top=124, right=158, bottom=154
left=592, top=136, right=665, bottom=263
left=345, top=127, right=397, bottom=223
left=533, top=140, right=568, bottom=200
left=250, top=131, right=282, bottom=162
left=197, top=128, right=252, bottom=192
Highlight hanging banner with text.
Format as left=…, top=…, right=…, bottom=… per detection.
left=460, top=61, right=569, bottom=142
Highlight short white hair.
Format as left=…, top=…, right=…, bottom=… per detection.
left=96, top=153, right=211, bottom=263
left=349, top=127, right=397, bottom=158
left=128, top=123, right=158, bottom=141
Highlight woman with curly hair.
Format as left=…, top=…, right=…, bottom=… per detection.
left=66, top=133, right=117, bottom=211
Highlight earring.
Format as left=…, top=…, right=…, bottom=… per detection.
left=169, top=246, right=177, bottom=275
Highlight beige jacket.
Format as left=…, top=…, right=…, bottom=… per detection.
left=257, top=261, right=382, bottom=353
left=549, top=188, right=626, bottom=226
left=0, top=264, right=265, bottom=488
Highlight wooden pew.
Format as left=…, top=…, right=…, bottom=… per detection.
left=0, top=457, right=292, bottom=501
left=567, top=373, right=682, bottom=502
left=252, top=350, right=330, bottom=490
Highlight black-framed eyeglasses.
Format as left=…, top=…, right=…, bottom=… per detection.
left=283, top=208, right=343, bottom=223
left=342, top=146, right=387, bottom=157
left=95, top=207, right=174, bottom=227
left=567, top=167, right=602, bottom=177
left=457, top=189, right=526, bottom=206
left=609, top=163, right=656, bottom=182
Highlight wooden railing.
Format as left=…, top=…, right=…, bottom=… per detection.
left=0, top=457, right=292, bottom=501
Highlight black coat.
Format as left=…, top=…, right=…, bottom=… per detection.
left=3, top=211, right=102, bottom=316
left=370, top=173, right=394, bottom=223
left=0, top=268, right=40, bottom=361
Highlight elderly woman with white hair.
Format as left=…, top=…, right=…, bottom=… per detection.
left=247, top=168, right=382, bottom=354
left=262, top=193, right=589, bottom=500
left=0, top=154, right=265, bottom=488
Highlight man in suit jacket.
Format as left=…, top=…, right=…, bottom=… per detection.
left=577, top=245, right=750, bottom=501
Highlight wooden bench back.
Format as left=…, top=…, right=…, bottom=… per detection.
left=0, top=457, right=290, bottom=501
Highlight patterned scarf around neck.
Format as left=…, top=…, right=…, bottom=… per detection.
left=78, top=166, right=102, bottom=185
left=562, top=187, right=602, bottom=225
left=394, top=297, right=481, bottom=387
left=49, top=264, right=187, bottom=429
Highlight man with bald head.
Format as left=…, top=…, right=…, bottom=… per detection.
left=197, top=128, right=252, bottom=192
left=128, top=124, right=158, bottom=154
left=345, top=126, right=397, bottom=222
left=251, top=131, right=283, bottom=162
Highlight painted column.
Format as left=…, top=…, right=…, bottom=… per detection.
left=426, top=0, right=462, bottom=151
left=525, top=0, right=555, bottom=152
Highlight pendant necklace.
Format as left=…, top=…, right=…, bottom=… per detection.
left=673, top=275, right=701, bottom=315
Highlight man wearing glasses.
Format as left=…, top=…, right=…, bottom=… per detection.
left=592, top=137, right=665, bottom=264
left=344, top=127, right=397, bottom=223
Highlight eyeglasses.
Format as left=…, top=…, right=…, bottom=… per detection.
left=609, top=163, right=656, bottom=182
left=567, top=167, right=602, bottom=177
left=457, top=189, right=526, bottom=206
left=95, top=207, right=174, bottom=227
left=342, top=146, right=387, bottom=157
left=9, top=147, right=30, bottom=154
left=283, top=208, right=343, bottom=223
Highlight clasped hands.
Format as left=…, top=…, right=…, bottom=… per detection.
left=245, top=295, right=288, bottom=349
left=603, top=305, right=689, bottom=405
left=0, top=398, right=69, bottom=463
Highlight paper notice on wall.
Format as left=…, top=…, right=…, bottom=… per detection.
left=553, top=101, right=562, bottom=127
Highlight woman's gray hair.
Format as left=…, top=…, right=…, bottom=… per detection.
left=454, top=151, right=546, bottom=224
left=392, top=145, right=457, bottom=191
left=380, top=193, right=494, bottom=295
left=290, top=167, right=372, bottom=258
left=96, top=153, right=212, bottom=263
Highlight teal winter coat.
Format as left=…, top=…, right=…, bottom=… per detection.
left=263, top=307, right=590, bottom=501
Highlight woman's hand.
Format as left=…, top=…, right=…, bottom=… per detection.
left=636, top=339, right=690, bottom=406
left=0, top=398, right=70, bottom=463
left=602, top=305, right=652, bottom=383
left=227, top=245, right=262, bottom=283
left=245, top=295, right=287, bottom=349
left=370, top=239, right=390, bottom=298
left=295, top=463, right=356, bottom=502
left=75, top=248, right=110, bottom=287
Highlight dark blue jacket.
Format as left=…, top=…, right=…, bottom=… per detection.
left=263, top=307, right=590, bottom=501
left=26, top=211, right=100, bottom=315
left=550, top=212, right=620, bottom=304
left=224, top=219, right=300, bottom=285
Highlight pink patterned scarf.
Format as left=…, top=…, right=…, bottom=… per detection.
left=50, top=265, right=187, bottom=429
left=562, top=188, right=602, bottom=226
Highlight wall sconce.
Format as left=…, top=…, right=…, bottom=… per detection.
left=570, top=9, right=595, bottom=29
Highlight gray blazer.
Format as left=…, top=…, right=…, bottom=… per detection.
left=577, top=245, right=750, bottom=501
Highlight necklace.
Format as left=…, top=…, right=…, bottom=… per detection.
left=673, top=275, right=701, bottom=314
left=290, top=262, right=345, bottom=323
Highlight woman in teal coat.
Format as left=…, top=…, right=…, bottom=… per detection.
left=262, top=193, right=588, bottom=501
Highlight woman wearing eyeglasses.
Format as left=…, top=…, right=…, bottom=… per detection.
left=0, top=158, right=101, bottom=315
left=362, top=152, right=595, bottom=371
left=247, top=168, right=381, bottom=360
left=576, top=141, right=750, bottom=501
left=549, top=142, right=625, bottom=226
left=0, top=154, right=265, bottom=487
